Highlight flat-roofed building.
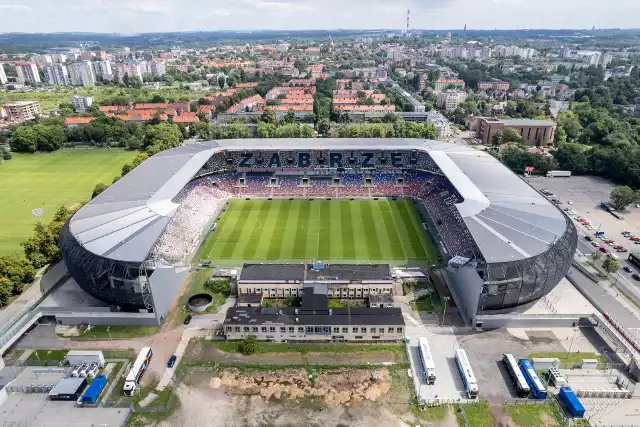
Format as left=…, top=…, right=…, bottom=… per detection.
left=224, top=284, right=404, bottom=342
left=15, top=62, right=41, bottom=85
left=2, top=101, right=41, bottom=123
left=237, top=263, right=395, bottom=299
left=475, top=117, right=556, bottom=146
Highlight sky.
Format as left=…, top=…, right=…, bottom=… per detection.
left=0, top=0, right=637, bottom=34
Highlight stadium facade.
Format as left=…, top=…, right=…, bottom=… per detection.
left=60, top=139, right=576, bottom=323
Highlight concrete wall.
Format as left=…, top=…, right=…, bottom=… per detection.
left=475, top=314, right=584, bottom=330
left=49, top=313, right=159, bottom=326
left=442, top=266, right=483, bottom=326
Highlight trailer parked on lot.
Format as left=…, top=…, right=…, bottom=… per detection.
left=558, top=386, right=585, bottom=418
left=546, top=170, right=572, bottom=177
left=82, top=375, right=108, bottom=404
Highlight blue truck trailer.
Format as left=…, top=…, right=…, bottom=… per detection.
left=82, top=375, right=108, bottom=404
left=558, top=386, right=585, bottom=418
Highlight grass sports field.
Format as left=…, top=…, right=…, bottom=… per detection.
left=0, top=149, right=136, bottom=256
left=197, top=198, right=438, bottom=267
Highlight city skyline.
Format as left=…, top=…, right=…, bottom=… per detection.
left=0, top=0, right=637, bottom=34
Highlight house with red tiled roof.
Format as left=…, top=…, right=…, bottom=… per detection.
left=227, top=95, right=264, bottom=113
left=172, top=112, right=200, bottom=124
left=105, top=111, right=168, bottom=123
left=236, top=82, right=259, bottom=88
left=99, top=105, right=128, bottom=113
left=65, top=117, right=96, bottom=127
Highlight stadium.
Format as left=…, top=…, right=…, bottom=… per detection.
left=59, top=138, right=577, bottom=324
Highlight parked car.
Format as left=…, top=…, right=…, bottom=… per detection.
left=632, top=274, right=640, bottom=281
left=623, top=231, right=632, bottom=236
left=600, top=246, right=609, bottom=253
left=591, top=240, right=600, bottom=247
left=604, top=239, right=614, bottom=243
left=183, top=315, right=192, bottom=325
left=624, top=266, right=633, bottom=273
left=168, top=355, right=177, bottom=368
left=618, top=248, right=629, bottom=253
left=614, top=244, right=623, bottom=249
left=585, top=236, right=593, bottom=241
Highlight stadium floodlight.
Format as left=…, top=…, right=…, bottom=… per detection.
left=31, top=207, right=45, bottom=223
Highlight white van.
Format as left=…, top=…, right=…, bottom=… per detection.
left=607, top=253, right=619, bottom=261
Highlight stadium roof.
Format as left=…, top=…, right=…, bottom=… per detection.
left=68, top=139, right=568, bottom=264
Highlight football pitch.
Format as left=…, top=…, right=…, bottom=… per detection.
left=197, top=198, right=439, bottom=267
left=0, top=149, right=136, bottom=256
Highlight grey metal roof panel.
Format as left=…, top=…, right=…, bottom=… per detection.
left=67, top=138, right=569, bottom=264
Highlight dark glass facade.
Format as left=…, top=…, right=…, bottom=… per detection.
left=477, top=214, right=577, bottom=311
left=59, top=221, right=151, bottom=311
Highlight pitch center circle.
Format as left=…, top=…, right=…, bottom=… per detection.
left=301, top=220, right=337, bottom=235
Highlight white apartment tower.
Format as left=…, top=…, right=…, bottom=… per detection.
left=71, top=94, right=94, bottom=113
left=0, top=64, right=7, bottom=85
left=45, top=64, right=70, bottom=85
left=68, top=61, right=96, bottom=87
left=15, top=62, right=41, bottom=85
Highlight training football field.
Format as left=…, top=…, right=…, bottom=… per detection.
left=197, top=198, right=438, bottom=267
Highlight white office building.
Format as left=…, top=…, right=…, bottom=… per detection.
left=71, top=94, right=93, bottom=113
left=15, top=62, right=41, bottom=85
left=93, top=60, right=114, bottom=82
left=45, top=64, right=70, bottom=86
left=436, top=89, right=468, bottom=112
left=149, top=61, right=166, bottom=77
left=68, top=61, right=96, bottom=87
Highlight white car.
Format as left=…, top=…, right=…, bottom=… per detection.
left=591, top=240, right=600, bottom=247
left=568, top=200, right=573, bottom=205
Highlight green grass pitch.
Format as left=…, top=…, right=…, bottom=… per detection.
left=0, top=149, right=137, bottom=257
left=197, top=198, right=438, bottom=267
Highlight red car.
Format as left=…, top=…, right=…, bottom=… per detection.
left=604, top=239, right=614, bottom=243
left=614, top=245, right=623, bottom=249
left=600, top=246, right=609, bottom=253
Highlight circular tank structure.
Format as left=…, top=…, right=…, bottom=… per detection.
left=188, top=293, right=213, bottom=312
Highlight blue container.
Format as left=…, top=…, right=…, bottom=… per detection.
left=82, top=375, right=108, bottom=404
left=558, top=386, right=585, bottom=418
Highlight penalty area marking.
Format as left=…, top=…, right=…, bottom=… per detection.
left=301, top=219, right=337, bottom=236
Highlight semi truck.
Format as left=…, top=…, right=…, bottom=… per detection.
left=558, top=386, right=585, bottom=418
left=546, top=170, right=572, bottom=178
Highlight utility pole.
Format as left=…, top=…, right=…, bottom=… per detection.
left=568, top=326, right=579, bottom=354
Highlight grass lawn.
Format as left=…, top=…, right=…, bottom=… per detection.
left=411, top=404, right=450, bottom=422
left=28, top=349, right=67, bottom=362
left=457, top=401, right=494, bottom=427
left=506, top=403, right=563, bottom=427
left=70, top=325, right=160, bottom=341
left=528, top=352, right=606, bottom=367
left=209, top=341, right=407, bottom=361
left=411, top=292, right=443, bottom=313
left=4, top=86, right=207, bottom=112
left=0, top=149, right=137, bottom=256
left=197, top=198, right=437, bottom=267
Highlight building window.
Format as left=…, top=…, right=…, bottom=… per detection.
left=261, top=327, right=267, bottom=333
left=342, top=327, right=348, bottom=333
left=298, top=327, right=304, bottom=332
left=234, top=327, right=241, bottom=332
left=333, top=327, right=339, bottom=333
left=352, top=327, right=358, bottom=333
left=280, top=327, right=286, bottom=333
left=306, top=326, right=314, bottom=333
left=243, top=327, right=250, bottom=332
left=397, top=327, right=403, bottom=334
left=252, top=327, right=258, bottom=333
left=226, top=327, right=232, bottom=332
left=269, top=326, right=276, bottom=333
left=355, top=336, right=363, bottom=339
left=388, top=327, right=394, bottom=333
left=289, top=327, right=295, bottom=333
left=361, top=327, right=367, bottom=333
left=370, top=327, right=376, bottom=333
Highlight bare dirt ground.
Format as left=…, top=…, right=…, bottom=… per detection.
left=154, top=369, right=459, bottom=427
left=306, top=351, right=396, bottom=365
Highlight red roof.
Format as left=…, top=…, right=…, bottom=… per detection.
left=173, top=112, right=200, bottom=123
left=65, top=117, right=96, bottom=125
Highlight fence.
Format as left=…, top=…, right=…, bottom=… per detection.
left=505, top=397, right=551, bottom=406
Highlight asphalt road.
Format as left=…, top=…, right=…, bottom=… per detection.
left=567, top=267, right=640, bottom=329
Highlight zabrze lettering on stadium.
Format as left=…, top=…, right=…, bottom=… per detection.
left=237, top=152, right=405, bottom=168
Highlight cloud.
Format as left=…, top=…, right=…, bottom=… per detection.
left=0, top=4, right=32, bottom=11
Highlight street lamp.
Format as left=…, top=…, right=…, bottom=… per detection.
left=441, top=296, right=450, bottom=326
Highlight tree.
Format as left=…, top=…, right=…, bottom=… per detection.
left=256, top=122, right=276, bottom=138
left=602, top=257, right=620, bottom=275
left=591, top=251, right=602, bottom=262
left=501, top=127, right=522, bottom=144
left=491, top=131, right=503, bottom=147
left=91, top=183, right=108, bottom=199
left=281, top=109, right=296, bottom=125
left=1, top=146, right=11, bottom=160
left=0, top=277, right=13, bottom=306
left=9, top=126, right=38, bottom=152
left=204, top=278, right=232, bottom=296
left=317, top=119, right=331, bottom=137
left=237, top=336, right=259, bottom=355
left=609, top=186, right=639, bottom=211
left=259, top=108, right=277, bottom=126
left=553, top=143, right=589, bottom=174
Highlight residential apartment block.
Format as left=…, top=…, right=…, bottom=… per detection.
left=0, top=65, right=7, bottom=85
left=93, top=60, right=114, bottom=82
left=436, top=90, right=468, bottom=112
left=477, top=81, right=510, bottom=91
left=68, top=61, right=96, bottom=87
left=71, top=94, right=93, bottom=113
left=2, top=101, right=41, bottom=123
left=45, top=64, right=70, bottom=85
left=434, top=79, right=465, bottom=91
left=15, top=62, right=41, bottom=85
left=474, top=117, right=556, bottom=146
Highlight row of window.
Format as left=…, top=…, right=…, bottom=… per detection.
left=242, top=288, right=393, bottom=295
left=226, top=325, right=403, bottom=334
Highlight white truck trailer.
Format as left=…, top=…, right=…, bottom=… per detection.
left=65, top=350, right=105, bottom=368
left=546, top=170, right=572, bottom=177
